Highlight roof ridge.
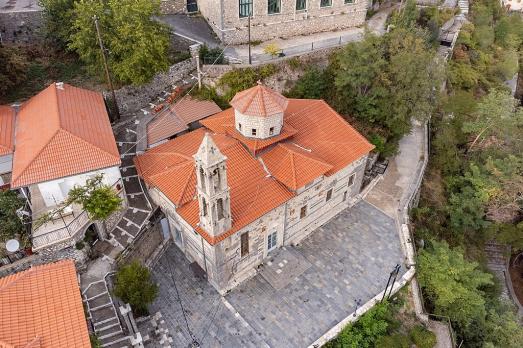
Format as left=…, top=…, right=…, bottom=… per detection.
left=147, top=157, right=193, bottom=179
left=289, top=151, right=297, bottom=190
left=63, top=130, right=121, bottom=163
left=287, top=144, right=333, bottom=168
left=10, top=128, right=61, bottom=186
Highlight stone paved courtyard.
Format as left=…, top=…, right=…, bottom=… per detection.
left=149, top=201, right=405, bottom=347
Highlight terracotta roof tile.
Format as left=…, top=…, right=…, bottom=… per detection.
left=0, top=105, right=15, bottom=156
left=11, top=83, right=121, bottom=188
left=0, top=260, right=90, bottom=348
left=147, top=97, right=221, bottom=146
left=230, top=83, right=288, bottom=117
left=135, top=92, right=374, bottom=245
left=261, top=143, right=333, bottom=191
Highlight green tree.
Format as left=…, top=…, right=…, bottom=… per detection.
left=418, top=240, right=493, bottom=332
left=0, top=190, right=25, bottom=242
left=0, top=45, right=28, bottom=98
left=69, top=0, right=170, bottom=85
left=113, top=261, right=158, bottom=315
left=286, top=67, right=331, bottom=99
left=39, top=0, right=76, bottom=48
left=483, top=304, right=523, bottom=348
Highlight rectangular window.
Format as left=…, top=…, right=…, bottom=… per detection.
left=269, top=127, right=274, bottom=135
left=239, top=0, right=253, bottom=18
left=241, top=232, right=249, bottom=257
left=300, top=205, right=307, bottom=219
left=217, top=198, right=224, bottom=220
left=202, top=197, right=207, bottom=216
left=268, top=0, right=281, bottom=14
left=343, top=191, right=347, bottom=201
left=344, top=0, right=354, bottom=3
left=296, top=0, right=306, bottom=10
left=267, top=232, right=277, bottom=251
left=252, top=128, right=257, bottom=136
left=326, top=188, right=333, bottom=201
left=320, top=0, right=332, bottom=7
left=348, top=173, right=355, bottom=187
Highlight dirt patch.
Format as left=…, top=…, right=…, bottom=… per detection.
left=509, top=254, right=523, bottom=307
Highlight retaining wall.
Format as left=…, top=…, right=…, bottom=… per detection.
left=0, top=10, right=44, bottom=44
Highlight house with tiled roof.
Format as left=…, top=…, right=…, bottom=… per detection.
left=6, top=83, right=125, bottom=252
left=135, top=83, right=374, bottom=292
left=0, top=260, right=91, bottom=348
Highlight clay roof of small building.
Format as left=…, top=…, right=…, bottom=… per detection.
left=147, top=97, right=221, bottom=146
left=11, top=83, right=121, bottom=188
left=0, top=260, right=91, bottom=348
left=0, top=105, right=15, bottom=156
left=230, top=83, right=288, bottom=117
left=135, top=94, right=374, bottom=245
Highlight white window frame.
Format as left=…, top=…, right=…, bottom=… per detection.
left=320, top=0, right=333, bottom=8
left=348, top=173, right=356, bottom=187
left=267, top=231, right=277, bottom=252
left=296, top=0, right=307, bottom=11
left=268, top=0, right=282, bottom=15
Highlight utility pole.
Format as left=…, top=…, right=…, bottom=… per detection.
left=195, top=54, right=202, bottom=90
left=93, top=15, right=120, bottom=122
left=248, top=14, right=252, bottom=65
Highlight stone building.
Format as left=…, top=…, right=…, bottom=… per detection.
left=170, top=0, right=367, bottom=44
left=135, top=84, right=374, bottom=293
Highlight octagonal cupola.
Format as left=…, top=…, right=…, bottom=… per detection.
left=230, top=82, right=288, bottom=139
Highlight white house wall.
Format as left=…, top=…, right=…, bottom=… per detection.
left=0, top=154, right=13, bottom=175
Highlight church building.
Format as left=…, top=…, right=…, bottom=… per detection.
left=135, top=83, right=374, bottom=293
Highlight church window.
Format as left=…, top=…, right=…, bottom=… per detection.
left=268, top=0, right=281, bottom=14
left=269, top=127, right=274, bottom=135
left=252, top=128, right=257, bottom=136
left=239, top=0, right=253, bottom=18
left=241, top=232, right=249, bottom=257
left=217, top=198, right=224, bottom=220
left=348, top=173, right=355, bottom=187
left=326, top=188, right=333, bottom=201
left=320, top=0, right=332, bottom=7
left=300, top=205, right=307, bottom=219
left=202, top=197, right=208, bottom=216
left=199, top=167, right=206, bottom=191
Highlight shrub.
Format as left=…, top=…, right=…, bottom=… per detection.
left=75, top=241, right=85, bottom=250
left=89, top=334, right=101, bottom=348
left=287, top=57, right=301, bottom=70
left=263, top=43, right=281, bottom=57
left=218, top=65, right=278, bottom=101
left=285, top=67, right=330, bottom=99
left=199, top=44, right=225, bottom=64
left=375, top=333, right=410, bottom=348
left=113, top=261, right=158, bottom=316
left=410, top=325, right=437, bottom=348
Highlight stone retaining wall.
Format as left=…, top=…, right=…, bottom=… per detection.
left=105, top=58, right=196, bottom=115
left=0, top=10, right=44, bottom=44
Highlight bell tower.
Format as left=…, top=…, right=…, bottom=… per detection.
left=193, top=133, right=232, bottom=236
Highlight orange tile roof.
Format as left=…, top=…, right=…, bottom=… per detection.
left=135, top=128, right=294, bottom=245
left=11, top=83, right=121, bottom=188
left=147, top=96, right=221, bottom=146
left=0, top=105, right=15, bottom=156
left=230, top=83, right=288, bottom=117
left=201, top=108, right=297, bottom=154
left=0, top=260, right=91, bottom=348
left=261, top=143, right=333, bottom=191
left=135, top=93, right=374, bottom=245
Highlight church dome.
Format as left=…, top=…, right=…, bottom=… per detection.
left=230, top=82, right=288, bottom=139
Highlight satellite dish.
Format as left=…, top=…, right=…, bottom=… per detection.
left=6, top=239, right=20, bottom=253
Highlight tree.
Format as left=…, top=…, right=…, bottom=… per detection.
left=39, top=0, right=76, bottom=48
left=286, top=67, right=331, bottom=99
left=483, top=304, right=523, bottom=348
left=113, top=261, right=158, bottom=315
left=0, top=45, right=27, bottom=98
left=418, top=240, right=493, bottom=332
left=69, top=0, right=170, bottom=85
left=0, top=190, right=25, bottom=242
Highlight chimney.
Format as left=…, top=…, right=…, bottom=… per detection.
left=56, top=82, right=64, bottom=90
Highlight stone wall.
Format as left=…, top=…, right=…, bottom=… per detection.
left=0, top=10, right=44, bottom=44
left=106, top=58, right=196, bottom=116
left=160, top=0, right=187, bottom=14
left=198, top=0, right=367, bottom=44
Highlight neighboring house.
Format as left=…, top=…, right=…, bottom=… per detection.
left=135, top=83, right=374, bottom=293
left=188, top=0, right=367, bottom=44
left=502, top=0, right=523, bottom=11
left=8, top=82, right=124, bottom=253
left=144, top=96, right=222, bottom=150
left=0, top=260, right=91, bottom=348
left=0, top=105, right=15, bottom=188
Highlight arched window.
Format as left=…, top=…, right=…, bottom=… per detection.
left=202, top=197, right=208, bottom=216
left=199, top=167, right=206, bottom=191
left=217, top=198, right=224, bottom=220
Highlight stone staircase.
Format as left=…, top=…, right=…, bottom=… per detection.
left=83, top=278, right=133, bottom=347
left=458, top=0, right=469, bottom=15
left=485, top=241, right=510, bottom=300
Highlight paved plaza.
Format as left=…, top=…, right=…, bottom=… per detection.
left=149, top=200, right=404, bottom=347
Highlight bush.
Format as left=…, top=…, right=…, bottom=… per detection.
left=0, top=45, right=28, bottom=98
left=285, top=67, right=330, bottom=99
left=263, top=43, right=280, bottom=57
left=191, top=85, right=230, bottom=110
left=376, top=333, right=410, bottom=348
left=75, top=241, right=85, bottom=250
left=113, top=261, right=158, bottom=316
left=89, top=334, right=101, bottom=348
left=410, top=325, right=437, bottom=348
left=218, top=65, right=278, bottom=101
left=199, top=44, right=225, bottom=64
left=287, top=57, right=301, bottom=70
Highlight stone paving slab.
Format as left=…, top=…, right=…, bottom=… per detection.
left=150, top=200, right=404, bottom=347
left=125, top=209, right=149, bottom=226
left=259, top=247, right=312, bottom=291
left=122, top=176, right=143, bottom=194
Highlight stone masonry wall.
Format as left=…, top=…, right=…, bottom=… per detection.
left=0, top=11, right=44, bottom=44
left=105, top=58, right=196, bottom=115
left=198, top=0, right=367, bottom=44
left=160, top=0, right=187, bottom=14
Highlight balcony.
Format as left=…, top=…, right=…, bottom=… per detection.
left=29, top=185, right=91, bottom=251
